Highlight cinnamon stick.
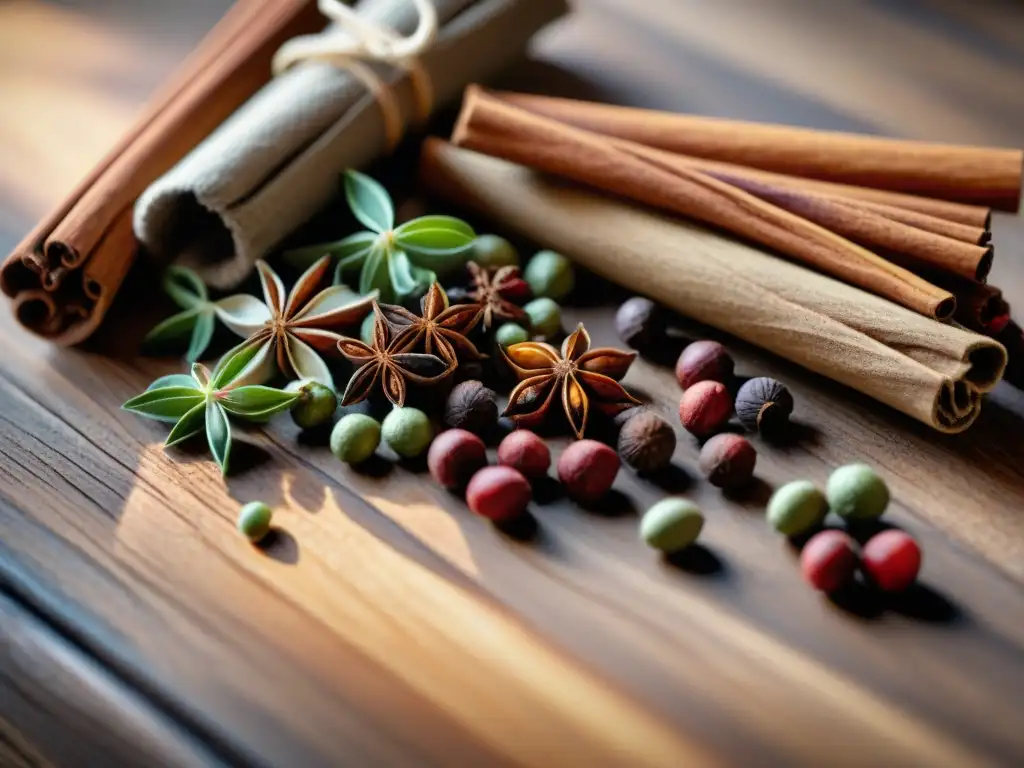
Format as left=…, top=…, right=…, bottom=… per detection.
left=0, top=0, right=324, bottom=344
left=493, top=90, right=1024, bottom=211
left=452, top=86, right=956, bottom=320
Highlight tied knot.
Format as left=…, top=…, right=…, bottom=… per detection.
left=273, top=0, right=438, bottom=152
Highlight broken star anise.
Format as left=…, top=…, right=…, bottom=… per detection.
left=466, top=262, right=531, bottom=330
left=377, top=282, right=482, bottom=373
left=336, top=302, right=449, bottom=407
left=502, top=323, right=641, bottom=439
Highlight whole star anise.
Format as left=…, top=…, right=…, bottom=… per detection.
left=336, top=302, right=449, bottom=406
left=502, top=323, right=641, bottom=439
left=377, top=283, right=483, bottom=373
left=466, top=262, right=531, bottom=330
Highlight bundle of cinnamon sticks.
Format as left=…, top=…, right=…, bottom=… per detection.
left=451, top=86, right=1022, bottom=331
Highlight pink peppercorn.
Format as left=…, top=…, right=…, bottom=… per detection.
left=861, top=529, right=922, bottom=592
left=557, top=440, right=620, bottom=502
left=497, top=430, right=551, bottom=478
left=465, top=466, right=532, bottom=521
left=428, top=429, right=488, bottom=490
left=675, top=340, right=734, bottom=390
left=800, top=530, right=859, bottom=592
left=678, top=380, right=732, bottom=438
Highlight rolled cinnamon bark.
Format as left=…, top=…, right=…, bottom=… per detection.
left=0, top=0, right=325, bottom=344
left=492, top=90, right=1024, bottom=211
left=452, top=87, right=956, bottom=320
left=420, top=140, right=1006, bottom=433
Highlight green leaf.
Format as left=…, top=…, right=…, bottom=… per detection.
left=395, top=216, right=476, bottom=257
left=387, top=249, right=419, bottom=297
left=285, top=231, right=378, bottom=272
left=147, top=374, right=198, bottom=392
left=409, top=264, right=437, bottom=293
left=359, top=242, right=393, bottom=301
left=123, top=387, right=206, bottom=423
left=395, top=215, right=475, bottom=240
left=185, top=311, right=216, bottom=363
left=211, top=341, right=264, bottom=390
left=206, top=402, right=233, bottom=475
left=165, top=401, right=208, bottom=446
left=143, top=308, right=201, bottom=348
left=217, top=385, right=299, bottom=419
left=344, top=170, right=394, bottom=234
left=164, top=266, right=208, bottom=310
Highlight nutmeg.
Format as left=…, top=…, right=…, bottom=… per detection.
left=615, top=297, right=666, bottom=350
left=735, top=377, right=793, bottom=433
left=678, top=381, right=732, bottom=438
left=617, top=411, right=676, bottom=473
left=674, top=340, right=734, bottom=390
left=444, top=380, right=498, bottom=435
left=698, top=433, right=756, bottom=489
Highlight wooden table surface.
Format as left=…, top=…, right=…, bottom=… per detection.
left=2, top=1, right=1024, bottom=766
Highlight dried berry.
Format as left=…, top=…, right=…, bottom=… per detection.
left=735, top=377, right=793, bottom=433
left=698, top=433, right=756, bottom=489
left=615, top=297, right=666, bottom=350
left=524, top=250, right=575, bottom=300
left=826, top=464, right=889, bottom=520
left=472, top=234, right=519, bottom=268
left=557, top=440, right=620, bottom=502
left=767, top=480, right=827, bottom=536
left=286, top=379, right=338, bottom=429
left=331, top=413, right=381, bottom=464
left=444, top=380, right=498, bottom=435
left=861, top=530, right=921, bottom=592
left=674, top=340, right=734, bottom=389
left=497, top=430, right=551, bottom=478
left=801, top=530, right=859, bottom=592
left=381, top=407, right=433, bottom=458
left=640, top=498, right=704, bottom=553
left=237, top=501, right=273, bottom=544
left=617, top=411, right=676, bottom=473
left=524, top=297, right=562, bottom=339
left=495, top=322, right=530, bottom=348
left=466, top=466, right=532, bottom=521
left=428, top=429, right=488, bottom=490
left=678, top=380, right=732, bottom=438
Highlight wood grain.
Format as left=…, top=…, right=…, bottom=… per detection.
left=2, top=0, right=1024, bottom=765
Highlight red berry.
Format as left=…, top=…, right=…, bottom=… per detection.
left=675, top=340, right=734, bottom=389
left=428, top=429, right=488, bottom=490
left=557, top=440, right=620, bottom=502
left=800, top=530, right=859, bottom=592
left=678, top=380, right=732, bottom=438
left=465, top=466, right=531, bottom=521
left=497, top=430, right=551, bottom=478
left=861, top=530, right=921, bottom=592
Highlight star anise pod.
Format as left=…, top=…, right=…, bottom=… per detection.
left=502, top=323, right=641, bottom=439
left=377, top=283, right=483, bottom=373
left=336, top=302, right=450, bottom=406
left=215, top=256, right=375, bottom=388
left=466, top=262, right=531, bottom=330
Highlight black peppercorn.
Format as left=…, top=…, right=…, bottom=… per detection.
left=617, top=410, right=676, bottom=473
left=444, top=380, right=498, bottom=435
left=735, top=377, right=794, bottom=433
left=615, top=297, right=666, bottom=350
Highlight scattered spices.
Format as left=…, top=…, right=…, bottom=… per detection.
left=524, top=249, right=575, bottom=300
left=286, top=379, right=338, bottom=429
left=524, top=297, right=562, bottom=339
left=640, top=498, right=704, bottom=553
left=503, top=324, right=640, bottom=439
left=861, top=530, right=921, bottom=592
left=378, top=282, right=482, bottom=373
left=698, top=433, right=756, bottom=489
left=766, top=480, right=828, bottom=536
left=614, top=296, right=666, bottom=350
left=558, top=439, right=620, bottom=502
left=497, top=430, right=551, bottom=478
left=466, top=466, right=532, bottom=521
left=617, top=411, right=676, bottom=473
left=336, top=303, right=449, bottom=407
left=330, top=413, right=381, bottom=464
left=465, top=262, right=531, bottom=330
left=444, top=380, right=498, bottom=435
left=237, top=501, right=273, bottom=544
left=428, top=429, right=488, bottom=490
left=678, top=380, right=732, bottom=438
left=735, top=377, right=794, bottom=433
left=472, top=234, right=520, bottom=268
left=826, top=464, right=889, bottom=520
left=495, top=322, right=530, bottom=348
left=800, top=530, right=859, bottom=592
left=674, top=340, right=734, bottom=390
left=381, top=406, right=434, bottom=458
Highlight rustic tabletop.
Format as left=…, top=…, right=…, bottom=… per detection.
left=2, top=1, right=1024, bottom=766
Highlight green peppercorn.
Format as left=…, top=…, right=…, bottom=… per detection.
left=640, top=498, right=704, bottom=553
left=331, top=413, right=381, bottom=464
left=472, top=234, right=520, bottom=268
left=360, top=312, right=376, bottom=345
left=524, top=297, right=562, bottom=339
left=495, top=322, right=530, bottom=348
left=826, top=463, right=889, bottom=520
left=766, top=480, right=828, bottom=536
left=524, top=250, right=575, bottom=300
left=285, top=379, right=338, bottom=429
left=382, top=407, right=433, bottom=458
left=237, top=501, right=273, bottom=543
